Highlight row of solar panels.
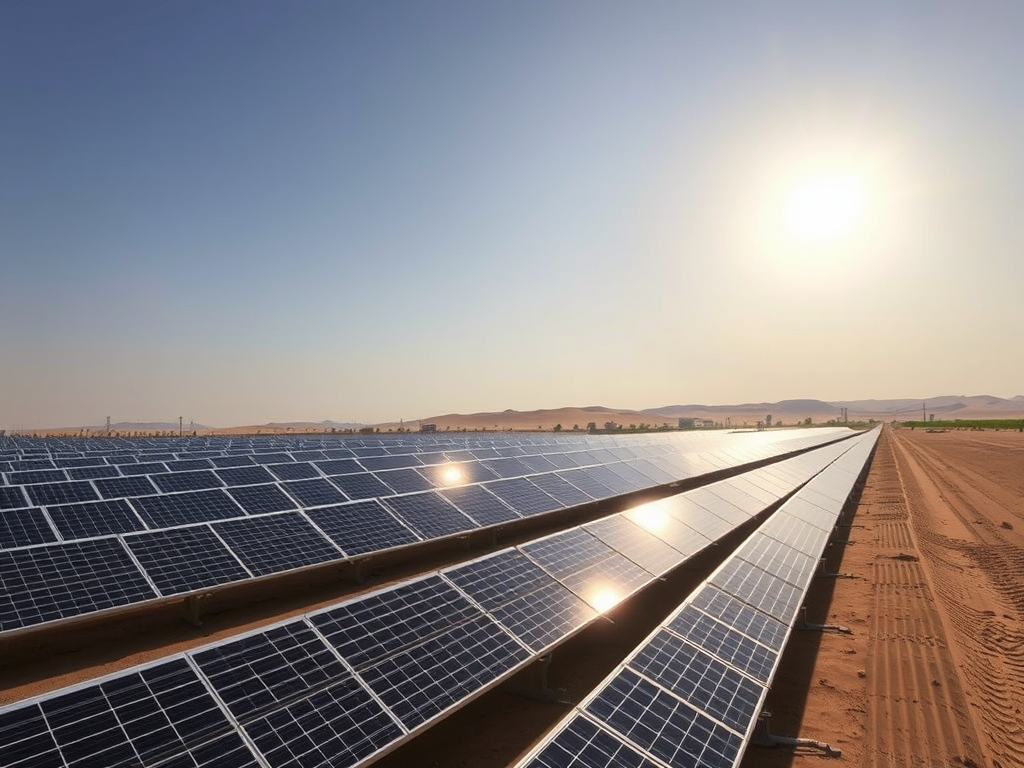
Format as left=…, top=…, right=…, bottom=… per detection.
left=0, top=432, right=854, bottom=635
left=516, top=427, right=880, bottom=768
left=0, top=438, right=862, bottom=768
left=0, top=431, right=838, bottom=472
left=0, top=431, right=851, bottom=552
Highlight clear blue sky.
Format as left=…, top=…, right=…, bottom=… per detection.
left=2, top=1, right=1022, bottom=427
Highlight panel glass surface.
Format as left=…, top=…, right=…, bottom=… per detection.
left=212, top=512, right=341, bottom=576
left=382, top=492, right=476, bottom=539
left=521, top=714, right=662, bottom=768
left=305, top=501, right=419, bottom=556
left=125, top=527, right=250, bottom=596
left=131, top=490, right=245, bottom=528
left=225, top=485, right=297, bottom=516
left=0, top=508, right=57, bottom=549
left=439, top=485, right=521, bottom=526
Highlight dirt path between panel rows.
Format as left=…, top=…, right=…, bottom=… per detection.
left=751, top=426, right=1023, bottom=768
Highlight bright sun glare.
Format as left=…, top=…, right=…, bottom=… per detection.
left=783, top=174, right=865, bottom=243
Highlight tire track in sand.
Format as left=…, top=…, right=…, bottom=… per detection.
left=867, top=430, right=984, bottom=768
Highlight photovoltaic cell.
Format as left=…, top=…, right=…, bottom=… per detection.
left=212, top=513, right=341, bottom=576
left=226, top=484, right=297, bottom=515
left=125, top=527, right=250, bottom=596
left=383, top=492, right=476, bottom=539
left=191, top=621, right=348, bottom=721
left=628, top=630, right=764, bottom=733
left=131, top=490, right=245, bottom=528
left=585, top=668, right=741, bottom=768
left=0, top=508, right=57, bottom=549
left=150, top=731, right=262, bottom=768
left=522, top=715, right=662, bottom=768
left=310, top=575, right=479, bottom=669
left=242, top=677, right=403, bottom=768
left=47, top=499, right=146, bottom=540
left=438, top=485, right=520, bottom=526
left=360, top=614, right=531, bottom=730
left=305, top=500, right=419, bottom=556
left=0, top=538, right=156, bottom=631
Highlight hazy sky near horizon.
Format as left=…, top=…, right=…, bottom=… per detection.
left=2, top=1, right=1022, bottom=428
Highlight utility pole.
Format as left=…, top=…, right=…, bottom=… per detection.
left=179, top=416, right=183, bottom=437
left=106, top=416, right=111, bottom=436
left=922, top=402, right=926, bottom=422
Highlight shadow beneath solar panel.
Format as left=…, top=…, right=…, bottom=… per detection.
left=740, top=464, right=871, bottom=768
left=368, top=518, right=771, bottom=768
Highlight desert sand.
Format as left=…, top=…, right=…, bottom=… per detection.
left=2, top=427, right=1021, bottom=768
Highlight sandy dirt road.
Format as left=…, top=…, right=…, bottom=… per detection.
left=751, top=426, right=1023, bottom=768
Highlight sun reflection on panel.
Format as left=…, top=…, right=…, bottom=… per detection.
left=628, top=502, right=669, bottom=533
left=589, top=587, right=622, bottom=613
left=439, top=464, right=465, bottom=486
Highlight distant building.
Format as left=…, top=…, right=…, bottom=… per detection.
left=419, top=423, right=437, bottom=433
left=678, top=418, right=697, bottom=429
left=766, top=414, right=772, bottom=427
left=700, top=419, right=715, bottom=428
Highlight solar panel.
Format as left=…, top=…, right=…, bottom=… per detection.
left=709, top=558, right=802, bottom=623
left=46, top=499, right=147, bottom=540
left=241, top=676, right=403, bottom=768
left=442, top=549, right=553, bottom=611
left=305, top=500, right=420, bottom=556
left=358, top=453, right=422, bottom=471
left=382, top=491, right=476, bottom=539
left=7, top=469, right=68, bottom=485
left=584, top=668, right=742, bottom=768
left=150, top=470, right=225, bottom=494
left=94, top=475, right=160, bottom=499
left=484, top=477, right=562, bottom=517
left=124, top=527, right=250, bottom=595
left=491, top=580, right=597, bottom=652
left=520, top=714, right=662, bottom=768
left=118, top=461, right=169, bottom=475
left=479, top=457, right=532, bottom=478
left=210, top=455, right=255, bottom=467
left=0, top=538, right=156, bottom=631
left=602, top=462, right=653, bottom=492
left=25, top=481, right=99, bottom=507
left=165, top=458, right=215, bottom=471
left=417, top=461, right=500, bottom=487
left=666, top=604, right=778, bottom=684
left=375, top=468, right=434, bottom=495
left=266, top=462, right=321, bottom=481
left=734, top=534, right=818, bottom=589
left=622, top=503, right=713, bottom=558
left=518, top=454, right=559, bottom=473
left=66, top=465, right=121, bottom=481
left=520, top=529, right=617, bottom=582
left=584, top=516, right=683, bottom=577
left=580, top=465, right=636, bottom=496
left=191, top=620, right=348, bottom=721
left=0, top=508, right=57, bottom=549
left=628, top=630, right=764, bottom=733
left=314, top=458, right=363, bottom=476
left=359, top=614, right=531, bottom=730
left=310, top=575, right=479, bottom=670
left=215, top=466, right=277, bottom=486
left=0, top=658, right=238, bottom=768
left=688, top=585, right=789, bottom=652
left=525, top=472, right=594, bottom=507
left=131, top=490, right=245, bottom=528
left=327, top=471, right=394, bottom=501
left=555, top=468, right=617, bottom=500
left=281, top=478, right=349, bottom=508
left=225, top=484, right=297, bottom=515
left=438, top=484, right=520, bottom=526
left=251, top=452, right=293, bottom=465
left=212, top=512, right=341, bottom=576
left=0, top=486, right=28, bottom=510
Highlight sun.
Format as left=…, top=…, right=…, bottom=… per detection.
left=783, top=173, right=865, bottom=243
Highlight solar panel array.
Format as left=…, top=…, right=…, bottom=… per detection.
left=0, top=437, right=861, bottom=768
left=515, top=427, right=880, bottom=768
left=0, top=430, right=855, bottom=635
